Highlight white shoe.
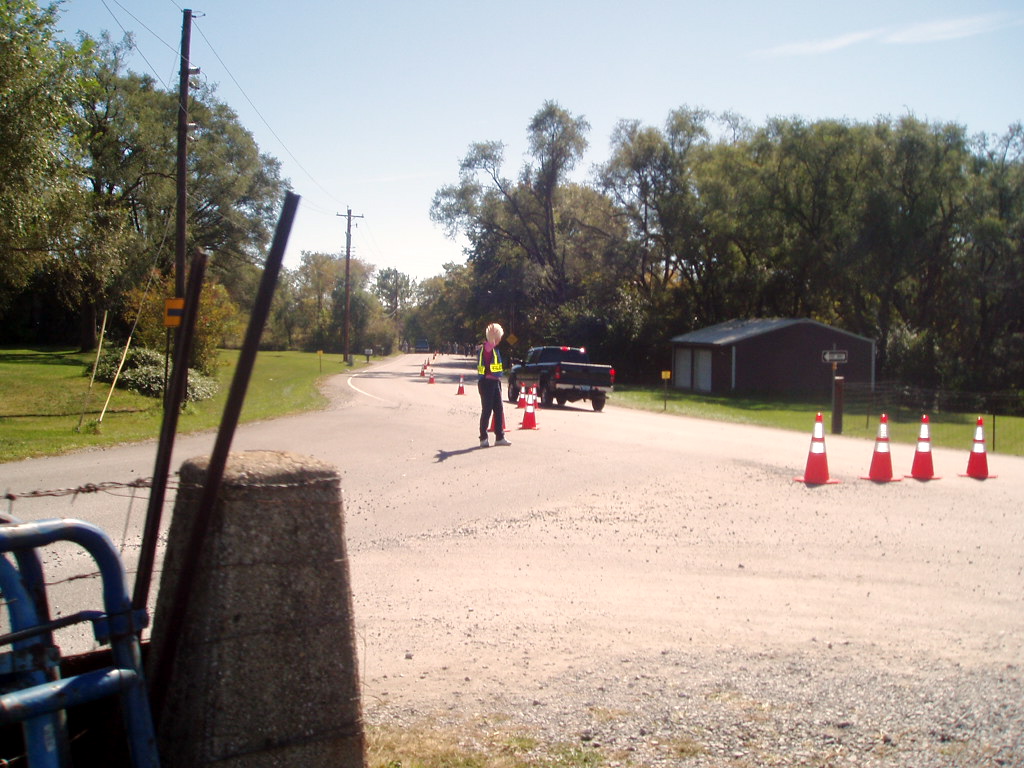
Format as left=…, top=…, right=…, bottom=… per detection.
left=479, top=438, right=489, bottom=448
left=495, top=437, right=512, bottom=446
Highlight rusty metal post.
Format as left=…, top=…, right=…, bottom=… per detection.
left=147, top=451, right=364, bottom=767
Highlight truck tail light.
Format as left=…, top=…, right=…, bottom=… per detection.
left=554, top=364, right=561, bottom=380
left=610, top=368, right=616, bottom=384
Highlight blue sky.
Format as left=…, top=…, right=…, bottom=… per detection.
left=56, top=0, right=1024, bottom=281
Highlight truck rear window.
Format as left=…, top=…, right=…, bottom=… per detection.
left=537, top=348, right=589, bottom=364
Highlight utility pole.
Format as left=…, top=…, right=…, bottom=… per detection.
left=337, top=208, right=364, bottom=364
left=175, top=9, right=199, bottom=299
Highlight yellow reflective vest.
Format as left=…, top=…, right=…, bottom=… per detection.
left=477, top=346, right=503, bottom=377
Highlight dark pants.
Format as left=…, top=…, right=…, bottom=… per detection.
left=478, top=378, right=505, bottom=440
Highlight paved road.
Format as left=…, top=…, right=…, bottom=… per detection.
left=2, top=352, right=1022, bottom=688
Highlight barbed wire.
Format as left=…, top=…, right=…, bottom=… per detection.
left=3, top=477, right=173, bottom=503
left=2, top=470, right=343, bottom=651
left=4, top=475, right=340, bottom=506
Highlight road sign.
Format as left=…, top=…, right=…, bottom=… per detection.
left=822, top=349, right=848, bottom=364
left=164, top=298, right=185, bottom=327
left=661, top=370, right=672, bottom=380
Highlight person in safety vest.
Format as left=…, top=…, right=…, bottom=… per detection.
left=478, top=322, right=511, bottom=447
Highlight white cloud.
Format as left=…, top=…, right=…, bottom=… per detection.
left=755, top=29, right=883, bottom=58
left=753, top=14, right=1017, bottom=58
left=882, top=15, right=1008, bottom=44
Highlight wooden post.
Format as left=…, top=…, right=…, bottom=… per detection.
left=832, top=375, right=845, bottom=435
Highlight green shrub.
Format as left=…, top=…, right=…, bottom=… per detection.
left=92, top=346, right=164, bottom=382
left=88, top=346, right=218, bottom=402
left=118, top=363, right=166, bottom=397
left=184, top=367, right=219, bottom=402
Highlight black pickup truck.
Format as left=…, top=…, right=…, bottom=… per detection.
left=507, top=346, right=615, bottom=411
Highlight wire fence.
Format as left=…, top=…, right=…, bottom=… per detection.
left=844, top=382, right=1024, bottom=455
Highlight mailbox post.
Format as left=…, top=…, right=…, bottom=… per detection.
left=822, top=349, right=848, bottom=434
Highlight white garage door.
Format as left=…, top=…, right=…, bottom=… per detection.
left=674, top=348, right=692, bottom=389
left=694, top=349, right=712, bottom=392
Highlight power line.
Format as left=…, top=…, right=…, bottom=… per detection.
left=191, top=17, right=345, bottom=207
left=89, top=5, right=344, bottom=214
left=96, top=0, right=181, bottom=90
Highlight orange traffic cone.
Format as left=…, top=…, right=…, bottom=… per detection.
left=517, top=387, right=527, bottom=409
left=428, top=369, right=435, bottom=384
left=420, top=364, right=426, bottom=377
left=456, top=375, right=465, bottom=395
left=795, top=413, right=839, bottom=485
left=520, top=389, right=539, bottom=430
left=960, top=416, right=997, bottom=479
left=907, top=414, right=940, bottom=480
left=531, top=385, right=541, bottom=409
left=488, top=409, right=506, bottom=433
left=861, top=414, right=901, bottom=482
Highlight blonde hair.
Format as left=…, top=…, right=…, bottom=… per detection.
left=485, top=323, right=504, bottom=345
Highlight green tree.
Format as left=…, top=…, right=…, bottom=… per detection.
left=295, top=251, right=342, bottom=350
left=432, top=101, right=592, bottom=307
left=598, top=107, right=741, bottom=372
left=3, top=23, right=288, bottom=349
left=954, top=124, right=1024, bottom=390
left=53, top=33, right=170, bottom=350
left=373, top=267, right=416, bottom=321
left=0, top=0, right=86, bottom=311
left=850, top=117, right=971, bottom=384
left=187, top=90, right=288, bottom=296
left=424, top=104, right=1024, bottom=390
left=266, top=267, right=300, bottom=349
left=331, top=256, right=379, bottom=355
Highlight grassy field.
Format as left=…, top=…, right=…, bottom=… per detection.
left=0, top=347, right=363, bottom=463
left=2, top=348, right=1020, bottom=463
left=612, top=385, right=1024, bottom=456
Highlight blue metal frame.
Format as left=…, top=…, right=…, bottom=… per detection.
left=0, top=518, right=159, bottom=767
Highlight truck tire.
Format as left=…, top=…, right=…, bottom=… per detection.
left=541, top=383, right=555, bottom=409
left=591, top=394, right=606, bottom=412
left=507, top=380, right=520, bottom=403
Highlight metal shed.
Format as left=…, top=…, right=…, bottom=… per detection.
left=669, top=318, right=875, bottom=398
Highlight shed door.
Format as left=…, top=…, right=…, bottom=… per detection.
left=694, top=349, right=712, bottom=392
left=674, top=348, right=692, bottom=389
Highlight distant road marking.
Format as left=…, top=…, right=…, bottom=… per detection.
left=347, top=373, right=392, bottom=403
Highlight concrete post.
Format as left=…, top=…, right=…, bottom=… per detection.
left=148, top=451, right=364, bottom=767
